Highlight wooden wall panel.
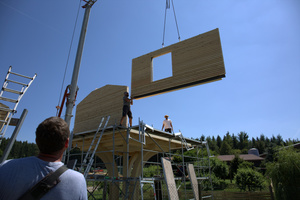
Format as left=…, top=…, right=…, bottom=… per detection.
left=187, top=164, right=199, bottom=200
left=73, top=85, right=128, bottom=134
left=131, top=28, right=226, bottom=99
left=161, top=157, right=179, bottom=200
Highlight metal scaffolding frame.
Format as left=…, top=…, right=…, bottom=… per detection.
left=67, top=119, right=214, bottom=200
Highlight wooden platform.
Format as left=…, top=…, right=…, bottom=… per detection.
left=72, top=124, right=200, bottom=154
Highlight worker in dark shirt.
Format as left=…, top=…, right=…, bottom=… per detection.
left=119, top=92, right=133, bottom=127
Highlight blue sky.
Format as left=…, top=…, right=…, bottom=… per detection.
left=0, top=0, right=299, bottom=144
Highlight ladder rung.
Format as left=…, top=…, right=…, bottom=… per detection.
left=0, top=107, right=13, bottom=112
left=0, top=120, right=8, bottom=124
left=9, top=71, right=33, bottom=79
left=6, top=79, right=28, bottom=86
left=0, top=96, right=18, bottom=103
left=3, top=88, right=23, bottom=95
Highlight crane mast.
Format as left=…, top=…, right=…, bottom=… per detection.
left=64, top=0, right=97, bottom=126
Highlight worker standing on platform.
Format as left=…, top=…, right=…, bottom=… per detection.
left=162, top=115, right=173, bottom=133
left=120, top=92, right=133, bottom=127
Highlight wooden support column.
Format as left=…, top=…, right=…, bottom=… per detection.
left=96, top=152, right=119, bottom=200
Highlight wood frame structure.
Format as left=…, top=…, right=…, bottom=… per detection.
left=69, top=121, right=214, bottom=200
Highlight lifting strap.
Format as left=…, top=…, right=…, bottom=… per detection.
left=162, top=0, right=181, bottom=47
left=18, top=165, right=68, bottom=200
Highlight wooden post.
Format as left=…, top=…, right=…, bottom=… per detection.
left=154, top=179, right=162, bottom=200
left=198, top=182, right=202, bottom=200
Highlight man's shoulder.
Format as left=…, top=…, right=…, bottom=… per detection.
left=0, top=156, right=37, bottom=167
left=62, top=169, right=85, bottom=180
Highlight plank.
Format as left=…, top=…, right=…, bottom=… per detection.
left=161, top=157, right=179, bottom=200
left=187, top=164, right=199, bottom=200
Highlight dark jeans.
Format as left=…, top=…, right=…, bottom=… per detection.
left=165, top=128, right=172, bottom=133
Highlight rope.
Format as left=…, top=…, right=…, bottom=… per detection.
left=161, top=0, right=181, bottom=47
left=171, top=0, right=181, bottom=41
left=162, top=3, right=168, bottom=47
left=56, top=0, right=82, bottom=116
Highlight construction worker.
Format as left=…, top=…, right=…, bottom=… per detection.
left=0, top=117, right=88, bottom=200
left=162, top=115, right=173, bottom=133
left=120, top=91, right=133, bottom=127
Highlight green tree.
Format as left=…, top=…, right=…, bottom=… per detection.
left=232, top=134, right=238, bottom=149
left=219, top=141, right=232, bottom=155
left=266, top=148, right=300, bottom=200
left=229, top=154, right=243, bottom=182
left=265, top=143, right=276, bottom=163
left=211, top=157, right=229, bottom=180
left=216, top=135, right=222, bottom=149
left=209, top=136, right=219, bottom=153
left=239, top=161, right=254, bottom=169
left=143, top=165, right=162, bottom=177
left=238, top=132, right=248, bottom=150
left=200, top=134, right=205, bottom=141
left=235, top=168, right=265, bottom=191
left=223, top=132, right=233, bottom=147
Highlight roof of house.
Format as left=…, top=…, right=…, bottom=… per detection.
left=217, top=154, right=264, bottom=162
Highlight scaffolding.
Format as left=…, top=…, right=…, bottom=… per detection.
left=67, top=119, right=214, bottom=200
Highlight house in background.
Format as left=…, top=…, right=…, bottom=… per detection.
left=217, top=148, right=264, bottom=167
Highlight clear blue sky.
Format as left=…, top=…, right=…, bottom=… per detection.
left=0, top=0, right=299, bottom=143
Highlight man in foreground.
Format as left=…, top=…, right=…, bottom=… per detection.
left=0, top=117, right=88, bottom=200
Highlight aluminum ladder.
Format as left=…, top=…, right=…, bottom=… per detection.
left=174, top=130, right=194, bottom=151
left=0, top=66, right=37, bottom=144
left=79, top=116, right=110, bottom=178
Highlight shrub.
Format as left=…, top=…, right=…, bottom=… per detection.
left=210, top=157, right=229, bottom=180
left=202, top=173, right=227, bottom=190
left=235, top=168, right=265, bottom=191
left=239, top=161, right=254, bottom=169
left=143, top=165, right=162, bottom=177
left=266, top=148, right=300, bottom=200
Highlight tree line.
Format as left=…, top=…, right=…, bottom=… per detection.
left=1, top=132, right=299, bottom=160
left=191, top=132, right=299, bottom=156
left=0, top=137, right=39, bottom=159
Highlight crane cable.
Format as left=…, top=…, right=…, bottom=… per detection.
left=56, top=0, right=82, bottom=116
left=162, top=0, right=181, bottom=47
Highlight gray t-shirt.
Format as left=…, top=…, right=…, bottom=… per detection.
left=0, top=156, right=87, bottom=200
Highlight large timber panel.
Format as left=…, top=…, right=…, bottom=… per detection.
left=131, top=28, right=225, bottom=99
left=161, top=157, right=179, bottom=200
left=187, top=164, right=199, bottom=200
left=73, top=85, right=128, bottom=134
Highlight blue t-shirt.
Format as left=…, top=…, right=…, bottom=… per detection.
left=0, top=156, right=87, bottom=200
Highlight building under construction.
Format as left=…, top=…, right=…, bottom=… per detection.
left=66, top=22, right=226, bottom=199
left=68, top=117, right=214, bottom=200
left=1, top=1, right=226, bottom=197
